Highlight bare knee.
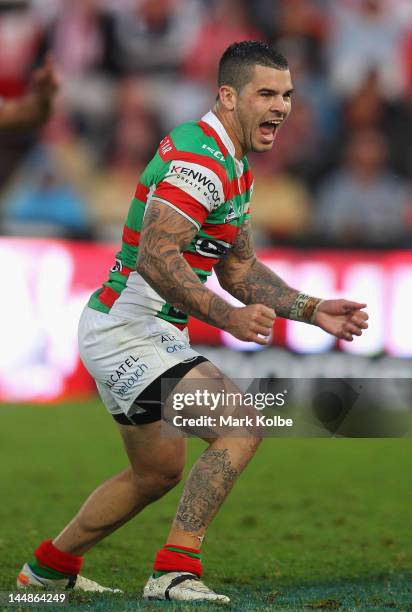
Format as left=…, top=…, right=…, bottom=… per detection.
left=132, top=465, right=184, bottom=502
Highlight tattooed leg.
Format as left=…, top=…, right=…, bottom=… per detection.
left=166, top=436, right=260, bottom=549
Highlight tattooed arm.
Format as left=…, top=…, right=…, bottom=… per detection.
left=215, top=218, right=301, bottom=317
left=215, top=219, right=369, bottom=340
left=136, top=200, right=275, bottom=344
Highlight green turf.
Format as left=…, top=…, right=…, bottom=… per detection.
left=1, top=400, right=412, bottom=610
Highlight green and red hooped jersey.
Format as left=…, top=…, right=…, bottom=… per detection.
left=88, top=111, right=254, bottom=328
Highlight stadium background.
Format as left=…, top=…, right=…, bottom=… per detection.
left=1, top=0, right=412, bottom=608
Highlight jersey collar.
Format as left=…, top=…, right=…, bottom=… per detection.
left=201, top=110, right=237, bottom=159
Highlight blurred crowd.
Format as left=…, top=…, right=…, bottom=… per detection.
left=0, top=0, right=411, bottom=247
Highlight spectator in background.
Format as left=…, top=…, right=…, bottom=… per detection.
left=327, top=0, right=408, bottom=101
left=42, top=0, right=119, bottom=160
left=273, top=0, right=327, bottom=71
left=2, top=0, right=409, bottom=249
left=108, top=79, right=161, bottom=169
left=245, top=0, right=326, bottom=54
left=276, top=37, right=340, bottom=148
left=0, top=0, right=44, bottom=100
left=344, top=72, right=411, bottom=180
left=2, top=145, right=93, bottom=240
left=250, top=164, right=312, bottom=247
left=42, top=0, right=206, bottom=151
left=0, top=54, right=58, bottom=130
left=88, top=79, right=163, bottom=240
left=321, top=72, right=412, bottom=183
left=106, top=0, right=204, bottom=75
left=182, top=0, right=261, bottom=86
left=0, top=1, right=56, bottom=187
left=174, top=0, right=260, bottom=129
left=313, top=129, right=411, bottom=246
left=404, top=27, right=412, bottom=96
left=48, top=0, right=107, bottom=76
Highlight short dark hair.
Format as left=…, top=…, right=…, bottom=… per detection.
left=218, top=41, right=289, bottom=92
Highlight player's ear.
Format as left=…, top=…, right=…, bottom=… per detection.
left=218, top=85, right=237, bottom=111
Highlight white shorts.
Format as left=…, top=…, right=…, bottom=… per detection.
left=78, top=306, right=203, bottom=421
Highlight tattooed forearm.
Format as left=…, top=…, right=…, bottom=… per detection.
left=175, top=448, right=238, bottom=533
left=231, top=260, right=300, bottom=318
left=136, top=199, right=233, bottom=329
left=216, top=218, right=300, bottom=318
left=231, top=262, right=324, bottom=322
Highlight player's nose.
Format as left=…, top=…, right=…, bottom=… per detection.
left=270, top=94, right=288, bottom=114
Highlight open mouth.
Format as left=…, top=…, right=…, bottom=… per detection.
left=259, top=120, right=282, bottom=143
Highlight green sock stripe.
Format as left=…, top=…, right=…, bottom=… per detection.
left=29, top=561, right=71, bottom=580
left=166, top=546, right=201, bottom=559
left=153, top=570, right=170, bottom=578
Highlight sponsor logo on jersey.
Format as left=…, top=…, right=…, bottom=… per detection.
left=104, top=354, right=150, bottom=398
left=104, top=354, right=142, bottom=388
left=115, top=363, right=149, bottom=397
left=159, top=135, right=174, bottom=157
left=169, top=164, right=221, bottom=204
left=228, top=200, right=249, bottom=220
left=160, top=333, right=188, bottom=354
left=110, top=258, right=123, bottom=273
left=166, top=342, right=187, bottom=353
left=224, top=200, right=238, bottom=222
left=201, top=143, right=225, bottom=161
left=161, top=333, right=179, bottom=343
left=194, top=238, right=230, bottom=259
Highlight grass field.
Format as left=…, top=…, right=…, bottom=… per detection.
left=1, top=400, right=412, bottom=610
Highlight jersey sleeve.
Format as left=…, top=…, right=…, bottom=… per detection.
left=151, top=135, right=228, bottom=230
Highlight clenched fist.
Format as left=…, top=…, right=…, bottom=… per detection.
left=225, top=304, right=276, bottom=345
